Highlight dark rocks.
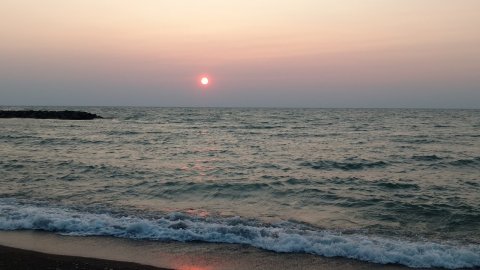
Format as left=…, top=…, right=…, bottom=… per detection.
left=0, top=110, right=103, bottom=120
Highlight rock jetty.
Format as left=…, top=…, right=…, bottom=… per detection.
left=0, top=110, right=103, bottom=120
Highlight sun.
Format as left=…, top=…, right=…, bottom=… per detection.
left=201, top=77, right=209, bottom=85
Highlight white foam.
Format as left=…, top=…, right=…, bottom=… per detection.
left=0, top=201, right=479, bottom=269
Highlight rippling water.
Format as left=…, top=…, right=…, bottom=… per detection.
left=1, top=107, right=480, bottom=268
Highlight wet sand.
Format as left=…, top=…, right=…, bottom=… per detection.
left=0, top=245, right=167, bottom=270
left=0, top=231, right=434, bottom=270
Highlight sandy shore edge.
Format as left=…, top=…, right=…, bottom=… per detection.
left=0, top=244, right=169, bottom=270
left=0, top=230, right=436, bottom=270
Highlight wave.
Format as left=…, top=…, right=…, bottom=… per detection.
left=1, top=201, right=479, bottom=269
left=411, top=155, right=444, bottom=161
left=428, top=157, right=480, bottom=169
left=300, top=160, right=388, bottom=171
left=448, top=157, right=480, bottom=167
left=374, top=181, right=420, bottom=190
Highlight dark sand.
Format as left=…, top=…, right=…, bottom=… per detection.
left=0, top=245, right=168, bottom=270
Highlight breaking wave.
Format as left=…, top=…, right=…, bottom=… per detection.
left=1, top=201, right=479, bottom=269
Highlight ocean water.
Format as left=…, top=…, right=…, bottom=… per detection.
left=1, top=107, right=479, bottom=269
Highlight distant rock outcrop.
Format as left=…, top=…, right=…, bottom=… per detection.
left=0, top=110, right=103, bottom=120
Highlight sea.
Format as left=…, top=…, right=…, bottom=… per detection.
left=1, top=107, right=479, bottom=269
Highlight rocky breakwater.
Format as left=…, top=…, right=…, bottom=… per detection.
left=0, top=110, right=103, bottom=120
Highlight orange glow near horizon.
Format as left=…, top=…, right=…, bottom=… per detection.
left=1, top=1, right=479, bottom=107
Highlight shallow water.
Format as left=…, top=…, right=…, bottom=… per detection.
left=1, top=107, right=479, bottom=268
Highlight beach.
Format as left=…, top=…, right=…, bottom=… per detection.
left=0, top=244, right=165, bottom=270
left=2, top=0, right=480, bottom=268
left=0, top=231, right=421, bottom=270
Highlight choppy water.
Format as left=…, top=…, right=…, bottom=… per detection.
left=1, top=107, right=480, bottom=268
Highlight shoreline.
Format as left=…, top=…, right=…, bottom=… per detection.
left=0, top=230, right=434, bottom=270
left=0, top=244, right=168, bottom=270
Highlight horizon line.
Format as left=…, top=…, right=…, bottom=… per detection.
left=1, top=104, right=479, bottom=110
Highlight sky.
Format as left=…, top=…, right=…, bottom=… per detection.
left=1, top=0, right=479, bottom=108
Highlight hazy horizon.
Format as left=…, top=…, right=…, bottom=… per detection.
left=1, top=1, right=479, bottom=108
left=2, top=104, right=480, bottom=110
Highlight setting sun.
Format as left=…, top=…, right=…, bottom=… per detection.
left=201, top=77, right=209, bottom=86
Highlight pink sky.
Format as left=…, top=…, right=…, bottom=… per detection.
left=1, top=0, right=479, bottom=107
